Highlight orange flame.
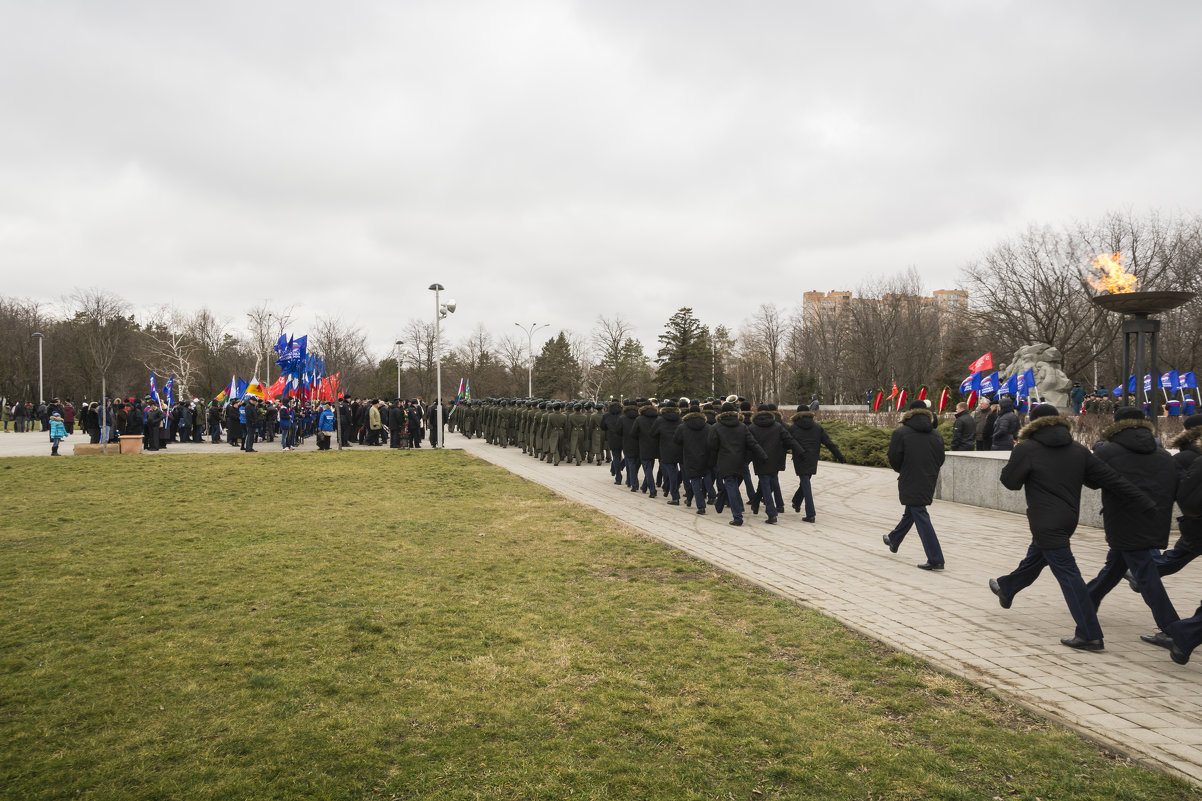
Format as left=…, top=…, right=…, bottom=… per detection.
left=1087, top=252, right=1138, bottom=294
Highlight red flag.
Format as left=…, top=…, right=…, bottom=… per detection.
left=966, top=390, right=978, bottom=409
left=937, top=386, right=950, bottom=413
left=264, top=375, right=287, bottom=400
left=969, top=352, right=993, bottom=372
left=917, top=385, right=929, bottom=401
left=895, top=388, right=908, bottom=411
left=886, top=380, right=899, bottom=400
left=872, top=389, right=884, bottom=412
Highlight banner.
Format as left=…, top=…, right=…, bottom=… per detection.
left=979, top=372, right=999, bottom=396
left=968, top=352, right=993, bottom=372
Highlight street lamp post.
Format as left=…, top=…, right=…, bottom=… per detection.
left=394, top=340, right=404, bottom=399
left=514, top=322, right=548, bottom=398
left=428, top=285, right=456, bottom=448
left=32, top=332, right=44, bottom=404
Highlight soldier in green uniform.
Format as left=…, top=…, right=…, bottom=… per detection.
left=567, top=402, right=588, bottom=466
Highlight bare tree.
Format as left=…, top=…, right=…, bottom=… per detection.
left=496, top=333, right=526, bottom=396
left=142, top=305, right=197, bottom=398
left=311, top=315, right=369, bottom=392
left=245, top=302, right=295, bottom=382
left=186, top=308, right=236, bottom=395
left=401, top=318, right=437, bottom=399
left=0, top=298, right=48, bottom=401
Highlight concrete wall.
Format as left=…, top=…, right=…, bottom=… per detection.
left=935, top=450, right=1104, bottom=529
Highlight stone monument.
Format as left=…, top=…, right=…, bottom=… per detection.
left=997, top=343, right=1073, bottom=409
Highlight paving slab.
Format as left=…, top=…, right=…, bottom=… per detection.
left=455, top=432, right=1202, bottom=786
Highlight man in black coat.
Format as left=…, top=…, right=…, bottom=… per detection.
left=651, top=401, right=683, bottom=504
left=601, top=401, right=624, bottom=481
left=883, top=401, right=946, bottom=570
left=674, top=405, right=711, bottom=514
left=950, top=402, right=977, bottom=451
left=1083, top=407, right=1180, bottom=639
left=618, top=401, right=642, bottom=492
left=989, top=404, right=1154, bottom=651
left=787, top=408, right=845, bottom=522
left=747, top=404, right=800, bottom=524
left=631, top=401, right=660, bottom=496
left=706, top=402, right=768, bottom=527
left=991, top=396, right=1019, bottom=451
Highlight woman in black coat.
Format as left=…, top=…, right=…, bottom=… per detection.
left=787, top=409, right=845, bottom=522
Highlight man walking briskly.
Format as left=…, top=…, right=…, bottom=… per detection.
left=707, top=402, right=767, bottom=527
left=988, top=404, right=1154, bottom=651
left=882, top=401, right=947, bottom=570
left=786, top=407, right=845, bottom=523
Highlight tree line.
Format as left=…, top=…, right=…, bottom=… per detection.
left=4, top=211, right=1200, bottom=408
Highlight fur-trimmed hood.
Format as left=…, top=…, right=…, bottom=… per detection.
left=1017, top=414, right=1073, bottom=445
left=899, top=407, right=935, bottom=433
left=717, top=410, right=742, bottom=425
left=1170, top=426, right=1202, bottom=452
left=790, top=410, right=815, bottom=428
left=682, top=410, right=707, bottom=430
left=639, top=404, right=659, bottom=417
left=1100, top=417, right=1157, bottom=454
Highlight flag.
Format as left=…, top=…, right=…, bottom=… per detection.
left=215, top=375, right=237, bottom=402
left=959, top=373, right=980, bottom=394
left=871, top=389, right=884, bottom=412
left=242, top=378, right=266, bottom=400
left=1003, top=374, right=1018, bottom=397
left=1112, top=385, right=1123, bottom=397
left=1017, top=368, right=1037, bottom=398
left=463, top=379, right=471, bottom=404
left=887, top=380, right=899, bottom=400
left=968, top=352, right=993, bottom=372
left=274, top=334, right=288, bottom=357
left=454, top=379, right=466, bottom=406
left=265, top=376, right=287, bottom=400
left=965, top=390, right=978, bottom=409
left=165, top=375, right=176, bottom=407
left=937, top=386, right=950, bottom=414
left=979, top=372, right=999, bottom=396
left=895, top=388, right=908, bottom=411
left=1182, top=371, right=1198, bottom=390
left=917, top=385, right=928, bottom=401
left=1161, top=370, right=1180, bottom=390
left=1143, top=374, right=1153, bottom=394
left=149, top=372, right=161, bottom=404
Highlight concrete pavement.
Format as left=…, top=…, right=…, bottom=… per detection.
left=455, top=433, right=1202, bottom=786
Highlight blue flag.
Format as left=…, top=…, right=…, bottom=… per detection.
left=1161, top=370, right=1180, bottom=391
left=1112, top=385, right=1123, bottom=397
left=1182, top=371, right=1198, bottom=390
left=979, top=372, right=999, bottom=395
left=1143, top=374, right=1153, bottom=393
left=1003, top=374, right=1018, bottom=397
left=165, top=375, right=176, bottom=406
left=149, top=372, right=161, bottom=404
left=959, top=372, right=981, bottom=394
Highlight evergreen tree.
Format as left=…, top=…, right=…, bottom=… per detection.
left=655, top=308, right=711, bottom=398
left=532, top=331, right=580, bottom=398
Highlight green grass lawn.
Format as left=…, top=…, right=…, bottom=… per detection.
left=0, top=452, right=1195, bottom=800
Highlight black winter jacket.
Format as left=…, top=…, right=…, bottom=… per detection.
left=787, top=412, right=841, bottom=475
left=887, top=408, right=945, bottom=506
left=992, top=400, right=1019, bottom=451
left=707, top=411, right=767, bottom=478
left=632, top=405, right=660, bottom=460
left=1093, top=418, right=1177, bottom=550
left=950, top=410, right=977, bottom=451
left=601, top=404, right=624, bottom=450
left=651, top=408, right=683, bottom=464
left=749, top=411, right=798, bottom=475
left=619, top=406, right=640, bottom=457
left=674, top=412, right=711, bottom=479
left=1001, top=415, right=1153, bottom=550
left=1170, top=427, right=1202, bottom=553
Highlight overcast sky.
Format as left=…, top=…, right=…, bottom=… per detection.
left=4, top=1, right=1201, bottom=361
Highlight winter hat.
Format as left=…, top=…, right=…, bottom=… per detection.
left=721, top=402, right=737, bottom=412
left=1029, top=404, right=1059, bottom=421
left=1114, top=406, right=1146, bottom=421
left=1184, top=414, right=1202, bottom=430
left=908, top=400, right=927, bottom=410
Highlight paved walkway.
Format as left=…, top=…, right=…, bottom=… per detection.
left=455, top=433, right=1202, bottom=786
left=7, top=427, right=1202, bottom=783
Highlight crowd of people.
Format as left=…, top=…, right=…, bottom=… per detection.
left=454, top=393, right=1202, bottom=667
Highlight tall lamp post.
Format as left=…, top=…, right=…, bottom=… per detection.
left=32, top=332, right=44, bottom=404
left=428, top=284, right=456, bottom=448
left=514, top=322, right=548, bottom=398
left=394, top=340, right=404, bottom=399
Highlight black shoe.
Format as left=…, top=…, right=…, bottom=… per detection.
left=989, top=578, right=1012, bottom=609
left=715, top=498, right=725, bottom=513
left=649, top=491, right=657, bottom=499
left=883, top=534, right=898, bottom=554
left=1125, top=570, right=1140, bottom=594
left=630, top=486, right=638, bottom=493
left=765, top=516, right=778, bottom=525
left=728, top=519, right=742, bottom=527
left=1140, top=631, right=1173, bottom=649
left=684, top=498, right=692, bottom=508
left=667, top=499, right=680, bottom=506
left=802, top=516, right=815, bottom=523
left=1171, top=641, right=1191, bottom=665
left=750, top=500, right=760, bottom=515
left=1060, top=636, right=1104, bottom=651
left=696, top=508, right=706, bottom=515
left=916, top=562, right=944, bottom=571
left=614, top=476, right=622, bottom=485
left=792, top=502, right=801, bottom=513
